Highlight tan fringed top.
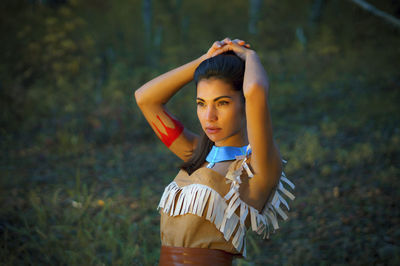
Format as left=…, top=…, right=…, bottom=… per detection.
left=157, top=152, right=295, bottom=258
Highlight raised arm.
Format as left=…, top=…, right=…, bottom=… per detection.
left=242, top=50, right=283, bottom=204
left=210, top=38, right=282, bottom=210
left=135, top=57, right=202, bottom=161
left=135, top=41, right=238, bottom=161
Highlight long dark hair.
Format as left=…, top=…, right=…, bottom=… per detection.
left=180, top=51, right=245, bottom=175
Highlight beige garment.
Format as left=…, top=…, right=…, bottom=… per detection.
left=158, top=156, right=296, bottom=258
left=160, top=166, right=250, bottom=258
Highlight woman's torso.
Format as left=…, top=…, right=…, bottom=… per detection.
left=158, top=158, right=267, bottom=258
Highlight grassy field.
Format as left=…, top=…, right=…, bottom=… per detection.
left=1, top=0, right=400, bottom=265
left=1, top=74, right=399, bottom=265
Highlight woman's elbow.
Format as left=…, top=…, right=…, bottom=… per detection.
left=134, top=88, right=146, bottom=106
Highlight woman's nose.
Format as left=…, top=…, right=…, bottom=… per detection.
left=205, top=106, right=217, bottom=121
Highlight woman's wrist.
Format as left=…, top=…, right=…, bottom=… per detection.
left=243, top=49, right=256, bottom=61
left=199, top=53, right=210, bottom=62
left=243, top=50, right=270, bottom=97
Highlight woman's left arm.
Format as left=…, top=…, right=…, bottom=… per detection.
left=212, top=38, right=282, bottom=209
left=242, top=50, right=283, bottom=203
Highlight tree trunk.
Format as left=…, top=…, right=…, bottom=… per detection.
left=248, top=0, right=262, bottom=35
left=348, top=0, right=400, bottom=30
left=142, top=0, right=153, bottom=65
left=310, top=0, right=326, bottom=22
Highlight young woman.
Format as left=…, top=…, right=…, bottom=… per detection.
left=135, top=38, right=295, bottom=265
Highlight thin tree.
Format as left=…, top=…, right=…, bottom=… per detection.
left=348, top=0, right=400, bottom=30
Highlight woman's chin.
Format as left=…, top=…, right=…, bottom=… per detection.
left=205, top=134, right=220, bottom=143
left=207, top=136, right=217, bottom=142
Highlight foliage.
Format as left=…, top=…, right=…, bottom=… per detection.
left=1, top=0, right=399, bottom=265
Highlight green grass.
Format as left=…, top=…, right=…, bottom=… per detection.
left=1, top=1, right=400, bottom=264
left=1, top=142, right=173, bottom=265
left=1, top=77, right=399, bottom=265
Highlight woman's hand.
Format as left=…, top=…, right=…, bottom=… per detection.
left=205, top=37, right=252, bottom=60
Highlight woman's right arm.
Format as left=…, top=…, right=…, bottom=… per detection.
left=135, top=54, right=208, bottom=107
left=135, top=40, right=249, bottom=161
left=134, top=55, right=207, bottom=161
left=134, top=39, right=232, bottom=161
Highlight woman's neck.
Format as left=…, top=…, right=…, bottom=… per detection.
left=215, top=128, right=248, bottom=147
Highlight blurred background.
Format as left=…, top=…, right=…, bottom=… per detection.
left=1, top=0, right=399, bottom=265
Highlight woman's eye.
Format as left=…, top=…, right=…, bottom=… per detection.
left=218, top=101, right=229, bottom=106
left=197, top=102, right=205, bottom=107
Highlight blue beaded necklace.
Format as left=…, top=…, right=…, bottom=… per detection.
left=206, top=144, right=251, bottom=168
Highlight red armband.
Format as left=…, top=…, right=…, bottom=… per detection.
left=152, top=110, right=184, bottom=147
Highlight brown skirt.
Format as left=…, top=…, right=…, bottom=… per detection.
left=159, top=246, right=234, bottom=266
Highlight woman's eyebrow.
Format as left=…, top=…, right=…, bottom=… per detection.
left=196, top=96, right=232, bottom=102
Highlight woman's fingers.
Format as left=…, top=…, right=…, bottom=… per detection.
left=208, top=38, right=251, bottom=58
left=220, top=37, right=249, bottom=47
left=233, top=39, right=250, bottom=48
left=213, top=40, right=251, bottom=60
left=233, top=38, right=245, bottom=44
left=212, top=43, right=234, bottom=56
left=212, top=41, right=221, bottom=48
left=223, top=37, right=232, bottom=44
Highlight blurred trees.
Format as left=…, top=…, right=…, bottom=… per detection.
left=1, top=0, right=399, bottom=265
left=1, top=0, right=399, bottom=151
left=349, top=0, right=400, bottom=29
left=1, top=1, right=97, bottom=143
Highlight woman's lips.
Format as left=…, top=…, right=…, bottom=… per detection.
left=206, top=127, right=221, bottom=134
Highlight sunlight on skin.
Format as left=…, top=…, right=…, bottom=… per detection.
left=196, top=78, right=248, bottom=147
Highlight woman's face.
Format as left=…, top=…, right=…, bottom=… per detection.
left=196, top=78, right=247, bottom=147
